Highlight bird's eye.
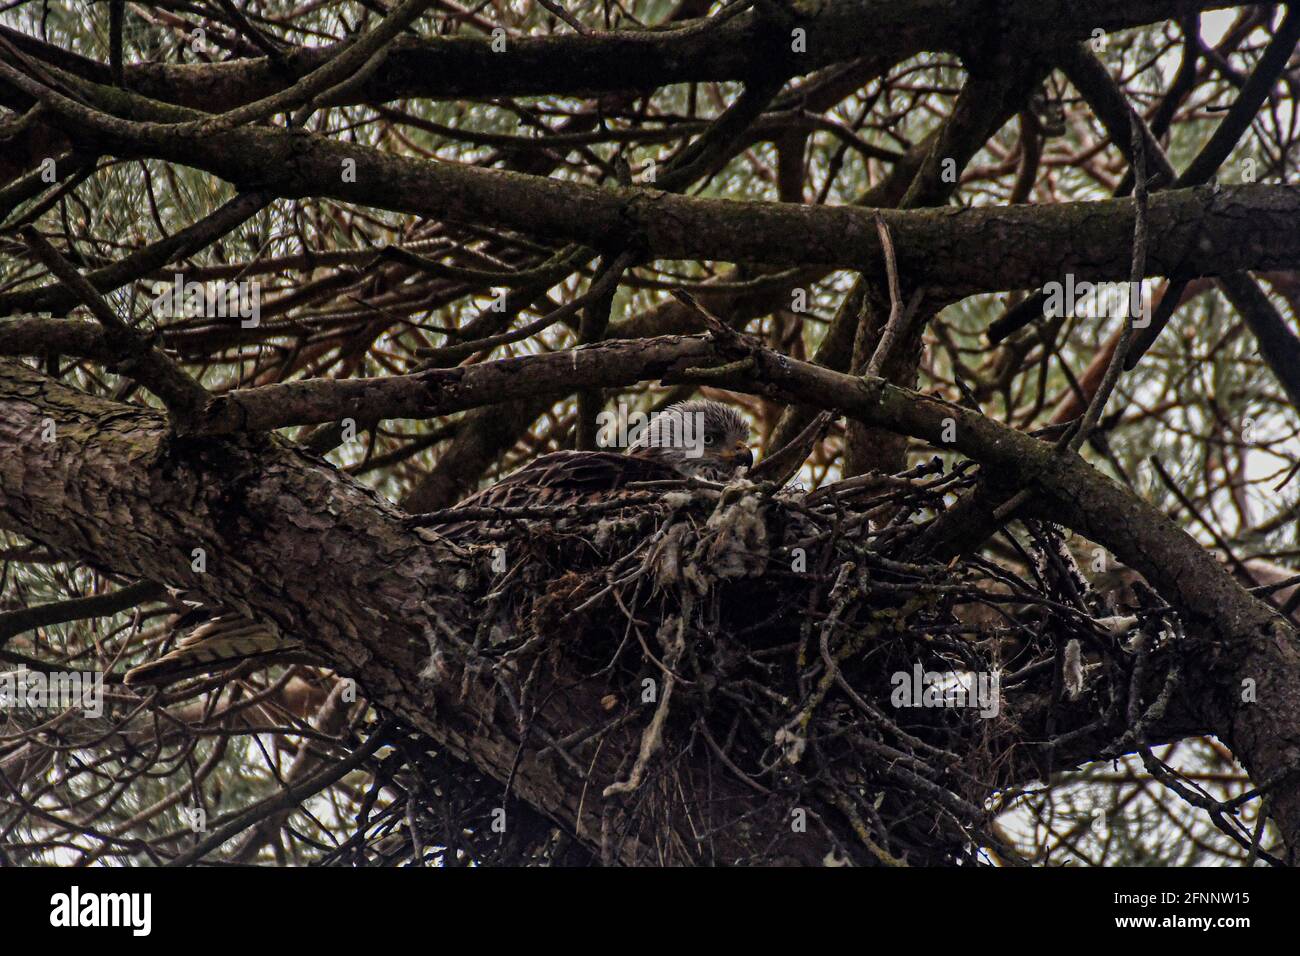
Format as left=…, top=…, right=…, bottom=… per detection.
left=703, top=434, right=714, bottom=446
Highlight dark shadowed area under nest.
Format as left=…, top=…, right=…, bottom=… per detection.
left=351, top=457, right=1182, bottom=867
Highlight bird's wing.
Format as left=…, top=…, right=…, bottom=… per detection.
left=464, top=450, right=680, bottom=506
left=125, top=613, right=305, bottom=687
left=437, top=450, right=682, bottom=534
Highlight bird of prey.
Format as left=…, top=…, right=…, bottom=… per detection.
left=440, top=399, right=751, bottom=521
left=124, top=400, right=752, bottom=686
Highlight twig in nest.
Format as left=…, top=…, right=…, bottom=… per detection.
left=405, top=493, right=660, bottom=526
left=603, top=615, right=687, bottom=798
left=751, top=409, right=835, bottom=486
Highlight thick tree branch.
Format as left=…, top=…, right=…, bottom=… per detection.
left=0, top=580, right=164, bottom=648
left=9, top=68, right=1298, bottom=297
left=0, top=1, right=1242, bottom=108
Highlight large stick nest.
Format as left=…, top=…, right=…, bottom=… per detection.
left=383, top=458, right=1179, bottom=866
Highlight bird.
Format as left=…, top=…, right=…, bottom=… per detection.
left=122, top=605, right=304, bottom=686
left=438, top=399, right=752, bottom=522
left=124, top=400, right=752, bottom=686
left=626, top=399, right=752, bottom=479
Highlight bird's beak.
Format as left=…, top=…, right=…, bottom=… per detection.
left=724, top=441, right=754, bottom=468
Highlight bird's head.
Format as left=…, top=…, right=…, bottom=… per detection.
left=626, top=400, right=752, bottom=480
